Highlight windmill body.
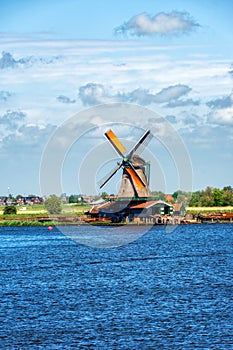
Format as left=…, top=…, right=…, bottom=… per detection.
left=118, top=154, right=151, bottom=198
left=99, top=129, right=152, bottom=199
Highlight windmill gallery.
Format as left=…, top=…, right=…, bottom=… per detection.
left=86, top=129, right=185, bottom=225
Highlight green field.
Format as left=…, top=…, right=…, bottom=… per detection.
left=186, top=206, right=233, bottom=214
left=0, top=203, right=91, bottom=216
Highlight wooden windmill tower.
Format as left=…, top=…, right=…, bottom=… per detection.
left=99, top=129, right=152, bottom=198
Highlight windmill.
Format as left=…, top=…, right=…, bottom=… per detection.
left=99, top=129, right=152, bottom=198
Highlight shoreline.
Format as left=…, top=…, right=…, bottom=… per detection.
left=0, top=222, right=232, bottom=227
left=0, top=213, right=232, bottom=227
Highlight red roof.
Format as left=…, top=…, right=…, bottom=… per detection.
left=89, top=206, right=99, bottom=214
left=173, top=203, right=182, bottom=211
left=130, top=201, right=158, bottom=209
left=165, top=194, right=174, bottom=202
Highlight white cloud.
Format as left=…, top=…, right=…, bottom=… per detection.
left=79, top=83, right=107, bottom=105
left=210, top=107, right=233, bottom=124
left=0, top=51, right=61, bottom=70
left=166, top=98, right=200, bottom=108
left=57, top=95, right=76, bottom=104
left=207, top=93, right=233, bottom=109
left=152, top=84, right=191, bottom=103
left=78, top=83, right=192, bottom=106
left=115, top=11, right=200, bottom=36
left=0, top=36, right=232, bottom=168
left=1, top=123, right=55, bottom=151
left=0, top=110, right=26, bottom=133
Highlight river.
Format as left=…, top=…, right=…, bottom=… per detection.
left=0, top=224, right=232, bottom=349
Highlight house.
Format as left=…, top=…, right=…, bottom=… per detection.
left=0, top=196, right=7, bottom=206
left=23, top=196, right=43, bottom=205
left=81, top=195, right=94, bottom=203
left=130, top=200, right=174, bottom=218
left=88, top=199, right=175, bottom=223
left=98, top=201, right=129, bottom=222
left=173, top=203, right=186, bottom=216
left=16, top=197, right=24, bottom=205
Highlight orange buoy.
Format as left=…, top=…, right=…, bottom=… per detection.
left=48, top=226, right=53, bottom=231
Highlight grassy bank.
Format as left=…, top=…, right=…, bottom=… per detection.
left=186, top=206, right=233, bottom=214
left=0, top=203, right=91, bottom=226
left=0, top=220, right=56, bottom=226
left=0, top=203, right=91, bottom=216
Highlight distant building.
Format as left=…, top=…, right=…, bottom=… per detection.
left=81, top=195, right=94, bottom=203
left=0, top=196, right=43, bottom=206
left=23, top=196, right=43, bottom=205
left=165, top=194, right=174, bottom=203
left=173, top=203, right=186, bottom=216
left=0, top=196, right=7, bottom=205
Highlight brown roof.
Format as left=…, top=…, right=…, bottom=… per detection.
left=89, top=202, right=112, bottom=213
left=173, top=203, right=182, bottom=211
left=165, top=194, right=173, bottom=202
left=130, top=201, right=158, bottom=209
left=89, top=206, right=99, bottom=214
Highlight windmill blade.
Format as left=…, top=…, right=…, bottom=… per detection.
left=127, top=130, right=152, bottom=159
left=128, top=162, right=146, bottom=187
left=125, top=164, right=145, bottom=190
left=105, top=129, right=127, bottom=158
left=98, top=162, right=122, bottom=189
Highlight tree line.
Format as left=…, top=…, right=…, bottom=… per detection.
left=163, top=186, right=233, bottom=207
left=188, top=186, right=233, bottom=207
left=142, top=186, right=233, bottom=207
left=98, top=186, right=233, bottom=207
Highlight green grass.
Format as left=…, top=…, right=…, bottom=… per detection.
left=187, top=206, right=233, bottom=214
left=0, top=203, right=91, bottom=216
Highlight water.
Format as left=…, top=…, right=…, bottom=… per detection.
left=0, top=224, right=232, bottom=349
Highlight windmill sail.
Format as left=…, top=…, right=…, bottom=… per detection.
left=127, top=130, right=152, bottom=159
left=105, top=129, right=126, bottom=157
left=99, top=129, right=152, bottom=198
left=98, top=163, right=122, bottom=189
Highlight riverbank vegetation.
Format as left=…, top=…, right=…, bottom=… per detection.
left=151, top=186, right=233, bottom=207
left=186, top=206, right=233, bottom=214
left=0, top=202, right=91, bottom=216
left=0, top=220, right=56, bottom=226
left=188, top=186, right=233, bottom=207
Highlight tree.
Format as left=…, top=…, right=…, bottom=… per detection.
left=189, top=191, right=201, bottom=207
left=68, top=194, right=78, bottom=203
left=223, top=186, right=233, bottom=192
left=16, top=194, right=23, bottom=199
left=172, top=191, right=179, bottom=200
left=201, top=187, right=214, bottom=206
left=101, top=192, right=108, bottom=199
left=44, top=195, right=62, bottom=214
left=8, top=193, right=15, bottom=201
left=3, top=205, right=17, bottom=215
left=188, top=186, right=233, bottom=207
left=151, top=191, right=166, bottom=201
left=222, top=186, right=233, bottom=206
left=213, top=188, right=223, bottom=206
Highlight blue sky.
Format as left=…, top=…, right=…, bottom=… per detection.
left=0, top=0, right=232, bottom=196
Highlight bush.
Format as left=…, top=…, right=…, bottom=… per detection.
left=3, top=205, right=17, bottom=215
left=44, top=195, right=62, bottom=214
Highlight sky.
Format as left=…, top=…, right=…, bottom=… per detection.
left=0, top=0, right=232, bottom=196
